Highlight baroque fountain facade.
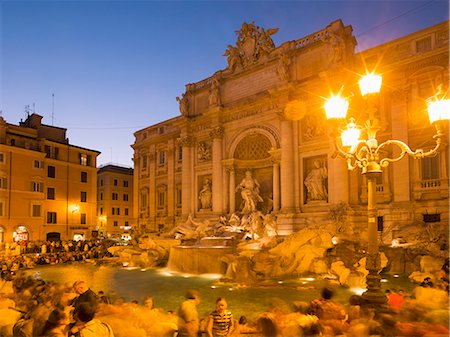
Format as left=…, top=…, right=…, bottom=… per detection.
left=128, top=20, right=449, bottom=286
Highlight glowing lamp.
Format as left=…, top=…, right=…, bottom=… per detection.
left=428, top=99, right=450, bottom=124
left=359, top=74, right=382, bottom=96
left=324, top=96, right=349, bottom=120
left=341, top=118, right=360, bottom=148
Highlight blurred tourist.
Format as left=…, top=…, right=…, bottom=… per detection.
left=206, top=297, right=234, bottom=337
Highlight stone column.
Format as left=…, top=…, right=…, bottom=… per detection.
left=280, top=117, right=295, bottom=212
left=272, top=162, right=280, bottom=213
left=210, top=127, right=224, bottom=213
left=228, top=165, right=236, bottom=214
left=269, top=148, right=281, bottom=214
left=148, top=146, right=156, bottom=231
left=166, top=140, right=175, bottom=222
left=132, top=153, right=140, bottom=232
left=179, top=136, right=194, bottom=217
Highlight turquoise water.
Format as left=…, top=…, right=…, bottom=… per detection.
left=24, top=263, right=414, bottom=321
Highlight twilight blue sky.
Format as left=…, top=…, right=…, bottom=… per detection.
left=1, top=0, right=448, bottom=167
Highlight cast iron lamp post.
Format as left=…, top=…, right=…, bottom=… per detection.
left=324, top=73, right=449, bottom=306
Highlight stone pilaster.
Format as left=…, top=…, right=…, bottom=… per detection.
left=210, top=127, right=224, bottom=213
left=178, top=135, right=195, bottom=217
left=390, top=86, right=410, bottom=202
left=279, top=117, right=296, bottom=212
left=166, top=140, right=175, bottom=220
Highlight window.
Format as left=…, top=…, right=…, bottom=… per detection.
left=32, top=182, right=44, bottom=192
left=123, top=180, right=129, bottom=188
left=10, top=139, right=15, bottom=146
left=112, top=193, right=118, bottom=200
left=416, top=36, right=432, bottom=53
left=423, top=213, right=440, bottom=223
left=48, top=166, right=56, bottom=178
left=47, top=187, right=55, bottom=200
left=421, top=156, right=439, bottom=180
left=79, top=153, right=91, bottom=166
left=100, top=192, right=103, bottom=200
left=124, top=208, right=129, bottom=216
left=142, top=155, right=148, bottom=169
left=45, top=146, right=59, bottom=159
left=0, top=178, right=7, bottom=189
left=81, top=171, right=88, bottom=183
left=113, top=221, right=118, bottom=227
left=47, top=212, right=57, bottom=224
left=176, top=185, right=182, bottom=207
left=123, top=194, right=129, bottom=201
left=125, top=221, right=129, bottom=227
left=0, top=202, right=3, bottom=216
left=81, top=191, right=87, bottom=202
left=158, top=191, right=165, bottom=208
left=116, top=208, right=120, bottom=216
left=178, top=145, right=183, bottom=161
left=100, top=207, right=103, bottom=215
left=33, top=160, right=42, bottom=168
left=80, top=213, right=86, bottom=224
left=32, top=204, right=41, bottom=217
left=100, top=179, right=104, bottom=186
left=159, top=151, right=166, bottom=165
left=114, top=179, right=118, bottom=186
left=112, top=207, right=115, bottom=215
left=0, top=153, right=4, bottom=163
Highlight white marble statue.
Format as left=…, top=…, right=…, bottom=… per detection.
left=235, top=170, right=263, bottom=213
left=198, top=178, right=212, bottom=209
left=304, top=160, right=328, bottom=202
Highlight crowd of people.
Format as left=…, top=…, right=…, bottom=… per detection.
left=0, top=239, right=447, bottom=336
left=0, top=240, right=114, bottom=281
left=0, top=273, right=447, bottom=337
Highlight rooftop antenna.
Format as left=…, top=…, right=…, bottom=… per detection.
left=25, top=105, right=30, bottom=118
left=51, top=93, right=55, bottom=125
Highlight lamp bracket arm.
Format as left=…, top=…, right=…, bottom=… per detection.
left=376, top=139, right=442, bottom=166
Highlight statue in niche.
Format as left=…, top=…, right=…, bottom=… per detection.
left=176, top=92, right=189, bottom=116
left=235, top=171, right=263, bottom=214
left=208, top=77, right=220, bottom=106
left=304, top=160, right=328, bottom=202
left=199, top=178, right=212, bottom=210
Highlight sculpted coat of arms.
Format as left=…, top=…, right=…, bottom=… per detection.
left=224, top=22, right=279, bottom=73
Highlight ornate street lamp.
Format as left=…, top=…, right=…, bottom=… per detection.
left=324, top=73, right=449, bottom=306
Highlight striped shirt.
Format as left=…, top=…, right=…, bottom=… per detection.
left=209, top=309, right=233, bottom=337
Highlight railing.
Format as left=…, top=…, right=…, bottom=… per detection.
left=293, top=29, right=328, bottom=49
left=420, top=178, right=442, bottom=189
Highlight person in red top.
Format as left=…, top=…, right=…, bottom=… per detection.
left=386, top=289, right=404, bottom=313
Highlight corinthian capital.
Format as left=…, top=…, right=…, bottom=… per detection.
left=177, top=135, right=195, bottom=147
left=209, top=126, right=224, bottom=139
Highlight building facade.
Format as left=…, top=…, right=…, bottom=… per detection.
left=0, top=113, right=100, bottom=242
left=97, top=164, right=134, bottom=239
left=132, top=20, right=449, bottom=243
